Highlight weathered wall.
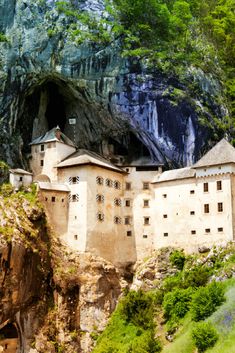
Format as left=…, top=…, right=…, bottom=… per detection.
left=0, top=0, right=227, bottom=168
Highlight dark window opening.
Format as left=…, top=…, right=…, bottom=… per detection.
left=163, top=194, right=167, bottom=198
left=218, top=202, right=223, bottom=212
left=74, top=235, right=78, bottom=240
left=203, top=182, right=209, bottom=192
left=40, top=160, right=44, bottom=167
left=51, top=197, right=56, bottom=202
left=40, top=144, right=45, bottom=152
left=205, top=228, right=211, bottom=233
left=217, top=181, right=222, bottom=191
left=204, top=204, right=209, bottom=213
left=164, top=233, right=168, bottom=237
left=19, top=176, right=23, bottom=182
left=218, top=227, right=223, bottom=232
left=190, top=211, right=195, bottom=215
left=125, top=199, right=131, bottom=207
left=127, top=231, right=132, bottom=236
left=190, top=190, right=195, bottom=194
left=126, top=182, right=131, bottom=190
left=143, top=234, right=148, bottom=238
left=191, top=230, right=196, bottom=234
left=144, top=217, right=150, bottom=225
left=143, top=199, right=149, bottom=207
left=143, top=182, right=149, bottom=190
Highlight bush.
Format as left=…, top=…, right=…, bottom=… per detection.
left=0, top=183, right=14, bottom=197
left=170, top=250, right=186, bottom=270
left=130, top=331, right=161, bottom=353
left=192, top=322, right=218, bottom=352
left=182, top=265, right=210, bottom=288
left=162, top=273, right=182, bottom=293
left=163, top=287, right=194, bottom=321
left=121, top=290, right=154, bottom=329
left=191, top=281, right=225, bottom=321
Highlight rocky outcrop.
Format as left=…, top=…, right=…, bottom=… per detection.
left=0, top=0, right=227, bottom=167
left=0, top=192, right=122, bottom=353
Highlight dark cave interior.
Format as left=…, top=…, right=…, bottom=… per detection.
left=45, top=82, right=66, bottom=131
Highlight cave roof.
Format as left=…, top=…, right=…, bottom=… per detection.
left=152, top=167, right=196, bottom=183
left=9, top=168, right=33, bottom=175
left=29, top=127, right=75, bottom=147
left=56, top=149, right=125, bottom=173
left=193, top=138, right=235, bottom=168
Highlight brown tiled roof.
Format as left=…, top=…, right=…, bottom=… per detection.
left=193, top=139, right=235, bottom=168
left=56, top=149, right=125, bottom=173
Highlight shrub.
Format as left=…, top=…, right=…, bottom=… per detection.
left=130, top=331, right=161, bottom=353
left=162, top=273, right=182, bottom=292
left=0, top=183, right=14, bottom=197
left=183, top=265, right=210, bottom=288
left=191, top=281, right=225, bottom=321
left=163, top=287, right=194, bottom=321
left=192, top=322, right=218, bottom=352
left=121, top=290, right=154, bottom=329
left=170, top=249, right=186, bottom=270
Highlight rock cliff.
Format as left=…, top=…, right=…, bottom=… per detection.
left=0, top=0, right=227, bottom=168
left=0, top=191, right=122, bottom=353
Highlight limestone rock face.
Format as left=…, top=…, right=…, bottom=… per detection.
left=0, top=193, right=122, bottom=353
left=0, top=0, right=227, bottom=167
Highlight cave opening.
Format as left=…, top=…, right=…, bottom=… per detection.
left=45, top=82, right=66, bottom=131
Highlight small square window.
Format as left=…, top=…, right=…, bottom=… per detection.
left=125, top=199, right=131, bottom=207
left=51, top=197, right=56, bottom=202
left=218, top=227, right=223, bottom=232
left=164, top=232, right=168, bottom=237
left=71, top=176, right=79, bottom=184
left=127, top=230, right=132, bottom=236
left=163, top=214, right=168, bottom=218
left=96, top=194, right=104, bottom=203
left=45, top=197, right=48, bottom=201
left=143, top=199, right=149, bottom=207
left=217, top=181, right=222, bottom=191
left=124, top=216, right=131, bottom=225
left=40, top=144, right=44, bottom=152
left=19, top=176, right=23, bottom=182
left=143, top=234, right=148, bottom=238
left=190, top=211, right=195, bottom=215
left=191, top=230, right=196, bottom=234
left=144, top=217, right=150, bottom=225
left=218, top=202, right=223, bottom=212
left=205, top=228, right=211, bottom=233
left=40, top=160, right=44, bottom=167
left=61, top=198, right=64, bottom=202
left=190, top=190, right=195, bottom=194
left=72, top=194, right=79, bottom=202
left=126, top=182, right=131, bottom=190
left=74, top=235, right=78, bottom=240
left=106, top=178, right=113, bottom=187
left=114, top=216, right=121, bottom=224
left=143, top=182, right=149, bottom=190
left=163, top=194, right=167, bottom=198
left=114, top=198, right=121, bottom=206
left=204, top=204, right=209, bottom=213
left=126, top=168, right=129, bottom=172
left=203, top=182, right=209, bottom=192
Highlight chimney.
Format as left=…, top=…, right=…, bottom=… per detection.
left=55, top=126, right=61, bottom=140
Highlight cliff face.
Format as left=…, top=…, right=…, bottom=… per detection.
left=0, top=0, right=227, bottom=168
left=0, top=192, right=122, bottom=353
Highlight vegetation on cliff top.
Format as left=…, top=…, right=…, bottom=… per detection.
left=53, top=0, right=235, bottom=141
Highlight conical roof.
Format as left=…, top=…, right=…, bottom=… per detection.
left=193, top=139, right=235, bottom=168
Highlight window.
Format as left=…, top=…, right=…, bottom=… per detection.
left=51, top=197, right=56, bottom=202
left=163, top=194, right=167, bottom=198
left=218, top=202, right=223, bottom=212
left=114, top=216, right=121, bottom=224
left=143, top=182, right=149, bottom=190
left=125, top=199, right=131, bottom=207
left=40, top=144, right=44, bottom=152
left=203, top=182, right=209, bottom=192
left=143, top=199, right=149, bottom=207
left=106, top=178, right=113, bottom=187
left=126, top=168, right=129, bottom=172
left=45, top=197, right=48, bottom=201
left=96, top=176, right=104, bottom=185
left=61, top=198, right=64, bottom=202
left=125, top=182, right=131, bottom=190
left=205, top=228, right=211, bottom=233
left=218, top=227, right=223, bottom=232
left=144, top=217, right=150, bottom=225
left=127, top=230, right=132, bottom=236
left=190, top=211, right=195, bottom=215
left=163, top=214, right=168, bottom=218
left=191, top=230, right=196, bottom=234
left=70, top=194, right=79, bottom=202
left=69, top=176, right=79, bottom=184
left=114, top=198, right=121, bottom=206
left=74, top=235, right=78, bottom=240
left=204, top=204, right=209, bottom=213
left=190, top=190, right=195, bottom=194
left=143, top=234, right=148, bottom=238
left=217, top=181, right=222, bottom=191
left=40, top=160, right=44, bottom=166
left=97, top=212, right=104, bottom=222
left=19, top=176, right=23, bottom=182
left=96, top=194, right=104, bottom=203
left=124, top=216, right=131, bottom=225
left=164, top=233, right=168, bottom=237
left=114, top=180, right=121, bottom=189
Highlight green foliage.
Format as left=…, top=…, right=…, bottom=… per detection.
left=182, top=265, right=210, bottom=288
left=0, top=32, right=8, bottom=42
left=163, top=287, right=194, bottom=322
left=169, top=250, right=186, bottom=270
left=192, top=322, right=218, bottom=352
left=0, top=183, right=14, bottom=197
left=120, top=290, right=155, bottom=329
left=191, top=281, right=225, bottom=321
left=130, top=331, right=162, bottom=353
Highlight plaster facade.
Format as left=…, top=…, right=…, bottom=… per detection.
left=14, top=129, right=235, bottom=265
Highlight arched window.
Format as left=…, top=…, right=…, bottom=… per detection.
left=96, top=194, right=104, bottom=203
left=105, top=178, right=113, bottom=187
left=114, top=216, right=121, bottom=224
left=97, top=212, right=104, bottom=222
left=96, top=176, right=104, bottom=185
left=114, top=198, right=121, bottom=206
left=114, top=180, right=121, bottom=189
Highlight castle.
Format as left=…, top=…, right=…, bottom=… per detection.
left=10, top=127, right=235, bottom=266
